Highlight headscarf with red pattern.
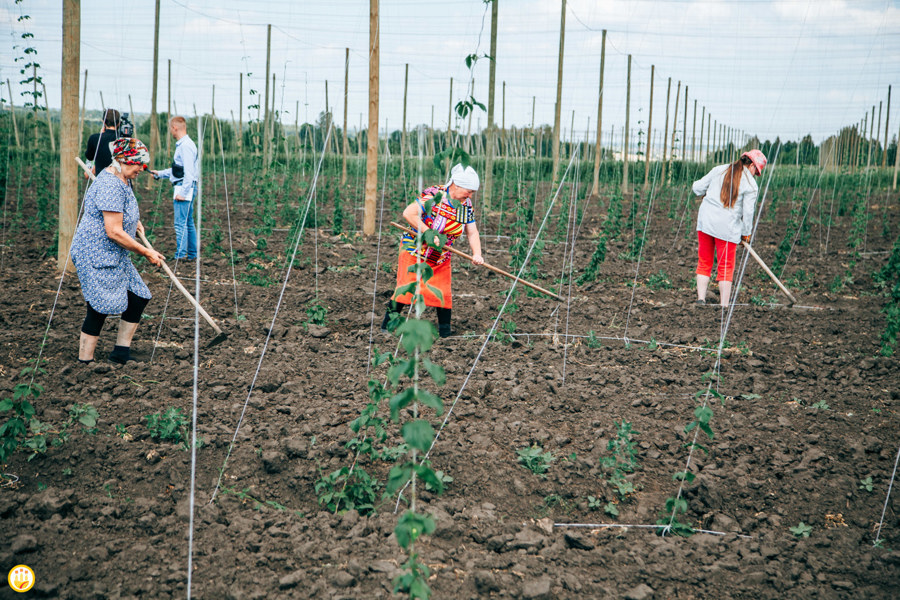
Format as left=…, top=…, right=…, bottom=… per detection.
left=109, top=137, right=150, bottom=170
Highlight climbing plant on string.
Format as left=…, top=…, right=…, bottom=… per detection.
left=384, top=200, right=449, bottom=600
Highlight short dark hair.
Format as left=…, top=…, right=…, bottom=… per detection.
left=103, top=109, right=121, bottom=129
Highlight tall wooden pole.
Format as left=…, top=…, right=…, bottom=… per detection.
left=41, top=82, right=55, bottom=152
left=877, top=101, right=883, bottom=166
left=263, top=24, right=272, bottom=169
left=551, top=0, right=566, bottom=183
left=7, top=80, right=20, bottom=148
left=867, top=106, right=875, bottom=168
left=446, top=77, right=453, bottom=148
left=681, top=85, right=688, bottom=162
left=401, top=64, right=409, bottom=179
left=660, top=77, right=671, bottom=184
left=699, top=106, right=705, bottom=162
left=642, top=64, right=654, bottom=192
left=502, top=81, right=506, bottom=158
left=621, top=55, right=632, bottom=196
left=78, top=69, right=87, bottom=149
left=883, top=85, right=891, bottom=169
left=364, top=0, right=379, bottom=236
left=166, top=58, right=171, bottom=157
left=893, top=116, right=900, bottom=189
left=668, top=81, right=680, bottom=180
left=342, top=47, right=349, bottom=185
left=236, top=73, right=243, bottom=155
left=484, top=0, right=498, bottom=210
left=691, top=99, right=697, bottom=163
left=590, top=29, right=606, bottom=197
left=149, top=0, right=161, bottom=169
left=59, top=0, right=80, bottom=272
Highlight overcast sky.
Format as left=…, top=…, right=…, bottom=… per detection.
left=3, top=0, right=899, bottom=146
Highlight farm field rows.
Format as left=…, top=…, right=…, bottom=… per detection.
left=1, top=155, right=899, bottom=598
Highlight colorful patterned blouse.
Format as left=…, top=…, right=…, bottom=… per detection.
left=401, top=185, right=476, bottom=266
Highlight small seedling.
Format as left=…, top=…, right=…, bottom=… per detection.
left=145, top=407, right=191, bottom=450
left=604, top=502, right=619, bottom=517
left=62, top=468, right=72, bottom=476
left=585, top=331, right=602, bottom=349
left=859, top=476, right=874, bottom=492
left=790, top=522, right=812, bottom=538
left=517, top=444, right=555, bottom=477
left=811, top=399, right=830, bottom=410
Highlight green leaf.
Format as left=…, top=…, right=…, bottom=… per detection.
left=394, top=282, right=417, bottom=297
left=401, top=420, right=434, bottom=453
left=387, top=462, right=414, bottom=494
left=387, top=359, right=415, bottom=386
left=421, top=358, right=446, bottom=386
left=425, top=284, right=444, bottom=304
left=389, top=389, right=416, bottom=421
left=694, top=405, right=713, bottom=424
left=394, top=510, right=436, bottom=549
left=416, top=390, right=445, bottom=416
left=397, top=319, right=437, bottom=354
left=416, top=463, right=445, bottom=495
left=673, top=471, right=696, bottom=483
left=0, top=398, right=13, bottom=412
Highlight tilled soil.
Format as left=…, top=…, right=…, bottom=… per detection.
left=1, top=181, right=899, bottom=600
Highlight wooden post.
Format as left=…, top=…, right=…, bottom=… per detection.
left=642, top=65, right=654, bottom=192
left=41, top=82, right=55, bottom=152
left=263, top=24, right=272, bottom=170
left=877, top=101, right=882, bottom=166
left=699, top=106, right=705, bottom=162
left=484, top=0, right=498, bottom=210
left=551, top=0, right=566, bottom=184
left=591, top=29, right=606, bottom=197
left=502, top=80, right=506, bottom=158
left=238, top=72, right=243, bottom=155
left=884, top=85, right=891, bottom=169
left=668, top=81, right=680, bottom=179
left=149, top=0, right=161, bottom=170
left=341, top=47, right=349, bottom=185
left=401, top=64, right=409, bottom=180
left=59, top=0, right=80, bottom=272
left=446, top=77, right=453, bottom=148
left=691, top=99, right=697, bottom=163
left=364, top=0, right=379, bottom=236
left=7, top=80, right=20, bottom=148
left=893, top=116, right=900, bottom=189
left=78, top=69, right=87, bottom=149
left=660, top=77, right=670, bottom=184
left=866, top=106, right=875, bottom=168
left=621, top=54, right=631, bottom=196
left=681, top=85, right=688, bottom=162
left=166, top=59, right=171, bottom=157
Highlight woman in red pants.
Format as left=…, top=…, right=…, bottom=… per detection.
left=692, top=149, right=767, bottom=306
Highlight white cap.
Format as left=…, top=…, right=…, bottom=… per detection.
left=446, top=163, right=480, bottom=191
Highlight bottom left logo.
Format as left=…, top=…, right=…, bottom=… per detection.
left=8, top=565, right=35, bottom=593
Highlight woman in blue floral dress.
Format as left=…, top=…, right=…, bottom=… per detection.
left=71, top=138, right=165, bottom=363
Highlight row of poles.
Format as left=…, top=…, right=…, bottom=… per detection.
left=33, top=0, right=900, bottom=276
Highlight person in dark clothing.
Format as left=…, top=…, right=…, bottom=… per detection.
left=84, top=109, right=122, bottom=175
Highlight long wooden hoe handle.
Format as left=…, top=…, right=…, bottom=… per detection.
left=75, top=156, right=224, bottom=335
left=389, top=221, right=563, bottom=302
left=740, top=240, right=798, bottom=306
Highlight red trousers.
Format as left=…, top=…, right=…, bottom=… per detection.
left=696, top=231, right=737, bottom=282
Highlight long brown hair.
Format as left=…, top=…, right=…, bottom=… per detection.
left=720, top=155, right=753, bottom=208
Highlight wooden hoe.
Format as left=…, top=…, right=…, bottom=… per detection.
left=741, top=240, right=798, bottom=306
left=389, top=221, right=563, bottom=302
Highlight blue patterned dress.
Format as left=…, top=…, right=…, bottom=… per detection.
left=71, top=170, right=152, bottom=314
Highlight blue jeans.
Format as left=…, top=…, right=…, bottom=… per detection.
left=173, top=195, right=197, bottom=259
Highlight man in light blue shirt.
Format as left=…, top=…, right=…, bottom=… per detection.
left=151, top=116, right=198, bottom=260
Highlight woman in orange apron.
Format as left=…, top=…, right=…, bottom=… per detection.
left=382, top=164, right=484, bottom=338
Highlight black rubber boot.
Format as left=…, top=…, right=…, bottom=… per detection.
left=382, top=301, right=408, bottom=333
left=108, top=345, right=132, bottom=364
left=437, top=307, right=452, bottom=338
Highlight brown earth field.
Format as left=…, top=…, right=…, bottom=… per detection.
left=1, top=178, right=899, bottom=600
